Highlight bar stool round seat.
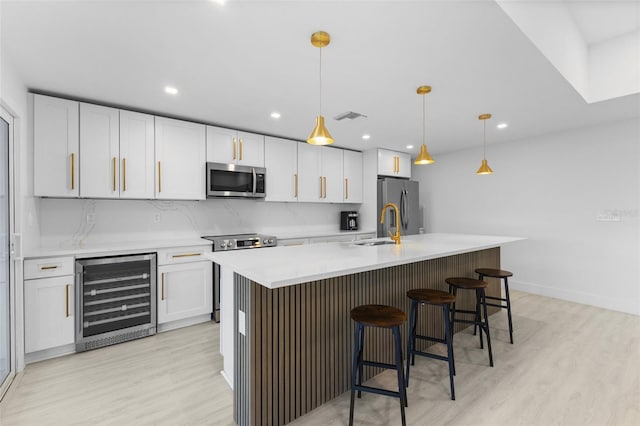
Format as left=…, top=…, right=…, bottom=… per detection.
left=446, top=277, right=494, bottom=367
left=475, top=267, right=515, bottom=344
left=405, top=289, right=457, bottom=400
left=475, top=268, right=513, bottom=279
left=351, top=304, right=406, bottom=328
left=349, top=304, right=407, bottom=426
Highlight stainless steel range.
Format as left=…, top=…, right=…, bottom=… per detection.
left=201, top=233, right=277, bottom=321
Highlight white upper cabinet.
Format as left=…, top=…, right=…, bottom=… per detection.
left=297, top=144, right=343, bottom=203
left=79, top=103, right=119, bottom=198
left=119, top=111, right=156, bottom=199
left=79, top=106, right=155, bottom=199
left=343, top=150, right=363, bottom=203
left=155, top=117, right=206, bottom=200
left=297, top=143, right=323, bottom=202
left=378, top=148, right=411, bottom=178
left=206, top=125, right=265, bottom=167
left=34, top=94, right=79, bottom=197
left=264, top=136, right=298, bottom=202
left=322, top=147, right=343, bottom=203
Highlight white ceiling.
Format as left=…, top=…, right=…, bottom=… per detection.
left=1, top=0, right=639, bottom=158
left=565, top=0, right=640, bottom=45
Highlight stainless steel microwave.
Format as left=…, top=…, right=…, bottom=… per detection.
left=206, top=162, right=266, bottom=198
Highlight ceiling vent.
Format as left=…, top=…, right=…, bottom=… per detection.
left=334, top=111, right=368, bottom=121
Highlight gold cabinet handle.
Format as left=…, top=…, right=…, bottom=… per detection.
left=323, top=176, right=327, bottom=198
left=233, top=137, right=237, bottom=160
left=113, top=157, right=117, bottom=192
left=239, top=138, right=243, bottom=161
left=66, top=284, right=71, bottom=317
left=171, top=253, right=201, bottom=258
left=345, top=178, right=349, bottom=200
left=70, top=153, right=75, bottom=190
left=40, top=265, right=58, bottom=270
left=161, top=272, right=165, bottom=300
left=294, top=174, right=298, bottom=198
left=319, top=176, right=323, bottom=198
left=122, top=158, right=127, bottom=192
left=158, top=161, right=162, bottom=193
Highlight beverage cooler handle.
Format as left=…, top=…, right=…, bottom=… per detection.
left=76, top=272, right=83, bottom=333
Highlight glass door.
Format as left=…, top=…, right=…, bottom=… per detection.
left=0, top=108, right=14, bottom=398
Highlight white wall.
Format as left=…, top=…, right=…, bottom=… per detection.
left=413, top=119, right=640, bottom=315
left=1, top=48, right=32, bottom=371
left=37, top=198, right=360, bottom=249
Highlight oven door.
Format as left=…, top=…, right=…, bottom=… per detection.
left=206, top=162, right=266, bottom=198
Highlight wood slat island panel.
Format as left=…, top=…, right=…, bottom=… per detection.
left=234, top=247, right=500, bottom=426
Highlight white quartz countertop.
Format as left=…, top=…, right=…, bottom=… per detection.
left=204, top=233, right=526, bottom=289
left=25, top=238, right=211, bottom=258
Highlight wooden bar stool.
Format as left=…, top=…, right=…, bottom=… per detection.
left=475, top=268, right=514, bottom=344
left=349, top=304, right=407, bottom=426
left=405, top=289, right=456, bottom=400
left=446, top=277, right=494, bottom=367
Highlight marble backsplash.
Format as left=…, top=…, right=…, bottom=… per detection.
left=35, top=198, right=360, bottom=249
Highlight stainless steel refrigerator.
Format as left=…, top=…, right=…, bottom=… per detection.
left=377, top=178, right=421, bottom=237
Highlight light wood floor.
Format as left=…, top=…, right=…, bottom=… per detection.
left=1, top=290, right=638, bottom=426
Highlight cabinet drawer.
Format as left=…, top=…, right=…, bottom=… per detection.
left=24, top=257, right=75, bottom=280
left=157, top=245, right=212, bottom=265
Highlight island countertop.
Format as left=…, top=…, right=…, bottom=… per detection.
left=204, top=233, right=525, bottom=289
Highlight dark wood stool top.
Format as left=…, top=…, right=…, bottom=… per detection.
left=445, top=277, right=488, bottom=289
left=407, top=289, right=455, bottom=305
left=475, top=268, right=513, bottom=278
left=351, top=304, right=406, bottom=328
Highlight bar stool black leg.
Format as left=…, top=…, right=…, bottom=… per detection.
left=449, top=287, right=458, bottom=335
left=480, top=288, right=494, bottom=367
left=406, top=300, right=417, bottom=386
left=474, top=273, right=485, bottom=336
left=357, top=325, right=364, bottom=398
left=505, top=277, right=514, bottom=344
left=476, top=289, right=484, bottom=350
left=443, top=304, right=455, bottom=400
left=392, top=325, right=407, bottom=424
left=349, top=323, right=361, bottom=426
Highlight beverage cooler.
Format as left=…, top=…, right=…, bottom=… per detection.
left=75, top=253, right=157, bottom=352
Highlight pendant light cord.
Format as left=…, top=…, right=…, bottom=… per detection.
left=422, top=93, right=426, bottom=145
left=319, top=47, right=323, bottom=114
left=483, top=119, right=487, bottom=160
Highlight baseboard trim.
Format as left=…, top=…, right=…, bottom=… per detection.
left=510, top=279, right=639, bottom=316
left=157, top=314, right=213, bottom=333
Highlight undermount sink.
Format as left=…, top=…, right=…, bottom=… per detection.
left=353, top=240, right=397, bottom=246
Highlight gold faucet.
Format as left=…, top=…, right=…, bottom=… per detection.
left=380, top=202, right=401, bottom=245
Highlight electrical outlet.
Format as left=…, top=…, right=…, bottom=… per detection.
left=87, top=213, right=96, bottom=224
left=238, top=310, right=246, bottom=336
left=154, top=213, right=161, bottom=223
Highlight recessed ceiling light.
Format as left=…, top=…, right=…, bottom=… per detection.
left=210, top=0, right=226, bottom=5
left=406, top=145, right=414, bottom=149
left=164, top=86, right=178, bottom=95
left=270, top=112, right=281, bottom=119
left=362, top=134, right=371, bottom=140
left=497, top=123, right=508, bottom=129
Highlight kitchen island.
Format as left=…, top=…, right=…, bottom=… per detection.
left=205, top=233, right=524, bottom=426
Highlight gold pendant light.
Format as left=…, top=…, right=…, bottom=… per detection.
left=414, top=85, right=434, bottom=165
left=307, top=31, right=334, bottom=145
left=476, top=113, right=494, bottom=175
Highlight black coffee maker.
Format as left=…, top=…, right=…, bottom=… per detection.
left=340, top=211, right=359, bottom=231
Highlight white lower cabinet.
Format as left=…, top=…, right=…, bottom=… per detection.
left=24, top=275, right=75, bottom=353
left=157, top=261, right=212, bottom=325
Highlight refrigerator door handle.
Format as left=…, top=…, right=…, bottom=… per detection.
left=399, top=189, right=404, bottom=230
